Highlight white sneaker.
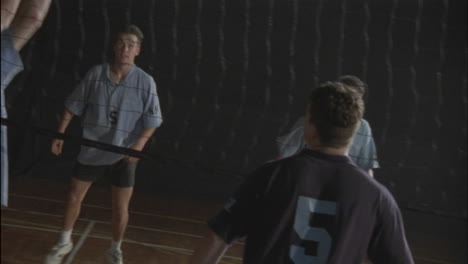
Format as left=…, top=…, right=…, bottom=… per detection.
left=44, top=242, right=73, bottom=264
left=106, top=248, right=123, bottom=264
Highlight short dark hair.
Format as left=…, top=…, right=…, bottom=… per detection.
left=117, top=24, right=144, bottom=44
left=337, top=75, right=366, bottom=97
left=307, top=82, right=364, bottom=148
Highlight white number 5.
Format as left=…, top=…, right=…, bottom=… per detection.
left=290, top=196, right=337, bottom=264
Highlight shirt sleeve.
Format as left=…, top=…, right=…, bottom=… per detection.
left=361, top=120, right=379, bottom=169
left=1, top=29, right=24, bottom=92
left=141, top=77, right=163, bottom=128
left=351, top=120, right=380, bottom=170
left=65, top=68, right=95, bottom=116
left=365, top=135, right=380, bottom=169
left=276, top=116, right=306, bottom=158
left=208, top=167, right=268, bottom=244
left=367, top=188, right=414, bottom=264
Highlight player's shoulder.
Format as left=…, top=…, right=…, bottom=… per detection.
left=86, top=64, right=106, bottom=74
left=133, top=66, right=157, bottom=89
left=359, top=118, right=373, bottom=132
left=257, top=152, right=314, bottom=179
left=264, top=153, right=304, bottom=170
left=132, top=65, right=153, bottom=79
left=354, top=173, right=400, bottom=212
left=80, top=64, right=107, bottom=81
left=360, top=118, right=370, bottom=125
left=89, top=63, right=107, bottom=71
left=373, top=180, right=399, bottom=206
left=245, top=158, right=294, bottom=186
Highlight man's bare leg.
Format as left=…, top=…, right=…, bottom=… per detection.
left=111, top=185, right=134, bottom=242
left=62, top=177, right=93, bottom=232
left=105, top=185, right=133, bottom=264
left=44, top=177, right=92, bottom=264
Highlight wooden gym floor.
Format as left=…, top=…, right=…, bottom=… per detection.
left=1, top=177, right=466, bottom=263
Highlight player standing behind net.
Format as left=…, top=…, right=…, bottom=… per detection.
left=44, top=24, right=163, bottom=264
left=190, top=82, right=414, bottom=264
left=1, top=0, right=52, bottom=207
left=277, top=75, right=379, bottom=177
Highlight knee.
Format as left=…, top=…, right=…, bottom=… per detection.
left=112, top=205, right=129, bottom=221
left=67, top=192, right=84, bottom=206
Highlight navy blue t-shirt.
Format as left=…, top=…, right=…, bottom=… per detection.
left=208, top=149, right=414, bottom=264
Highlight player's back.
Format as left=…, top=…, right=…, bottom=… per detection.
left=241, top=148, right=412, bottom=264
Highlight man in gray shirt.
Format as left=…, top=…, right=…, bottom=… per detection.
left=277, top=75, right=379, bottom=176
left=44, top=25, right=162, bottom=264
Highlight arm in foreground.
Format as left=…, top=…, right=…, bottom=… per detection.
left=8, top=0, right=52, bottom=50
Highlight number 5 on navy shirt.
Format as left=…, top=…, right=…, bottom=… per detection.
left=290, top=196, right=337, bottom=264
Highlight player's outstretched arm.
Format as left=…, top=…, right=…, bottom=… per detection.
left=9, top=0, right=52, bottom=50
left=190, top=229, right=230, bottom=264
left=1, top=0, right=21, bottom=32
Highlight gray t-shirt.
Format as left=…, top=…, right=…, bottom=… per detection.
left=276, top=116, right=379, bottom=170
left=66, top=63, right=163, bottom=165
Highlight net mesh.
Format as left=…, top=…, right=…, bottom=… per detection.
left=4, top=0, right=467, bottom=218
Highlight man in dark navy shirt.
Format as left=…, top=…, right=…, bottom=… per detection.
left=190, top=81, right=414, bottom=264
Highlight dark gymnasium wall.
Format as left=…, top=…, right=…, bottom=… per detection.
left=4, top=0, right=467, bottom=219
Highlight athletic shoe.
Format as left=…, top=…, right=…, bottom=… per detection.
left=44, top=242, right=73, bottom=264
left=106, top=248, right=123, bottom=264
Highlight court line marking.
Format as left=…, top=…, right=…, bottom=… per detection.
left=2, top=217, right=72, bottom=231
left=1, top=221, right=457, bottom=264
left=1, top=210, right=203, bottom=239
left=85, top=233, right=243, bottom=262
left=2, top=208, right=460, bottom=264
left=1, top=207, right=245, bottom=246
left=63, top=220, right=95, bottom=264
left=9, top=195, right=455, bottom=264
left=412, top=257, right=457, bottom=264
left=2, top=222, right=65, bottom=233
left=0, top=222, right=243, bottom=262
left=9, top=193, right=206, bottom=224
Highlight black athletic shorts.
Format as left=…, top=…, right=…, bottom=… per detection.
left=72, top=159, right=137, bottom=187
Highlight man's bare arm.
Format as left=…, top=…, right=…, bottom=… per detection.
left=51, top=108, right=74, bottom=156
left=1, top=0, right=21, bottom=32
left=9, top=0, right=52, bottom=50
